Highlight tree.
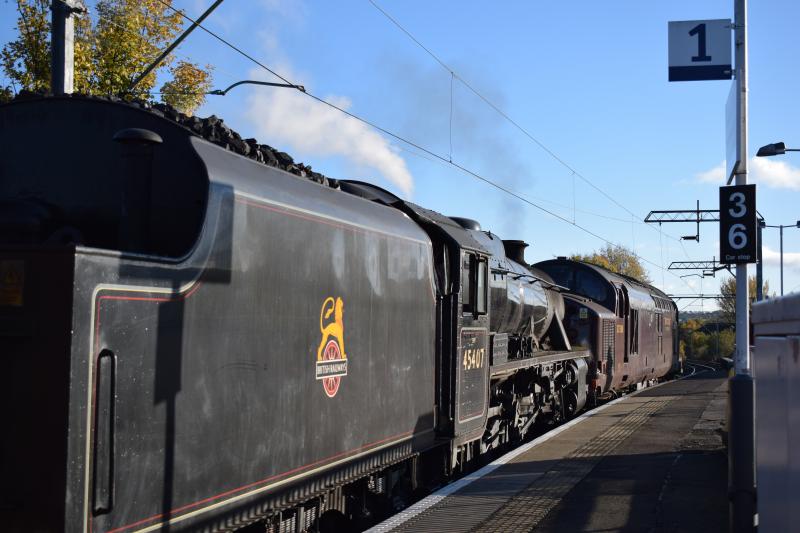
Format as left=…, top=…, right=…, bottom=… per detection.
left=2, top=0, right=213, bottom=115
left=678, top=317, right=734, bottom=361
left=571, top=244, right=652, bottom=284
left=713, top=329, right=735, bottom=358
left=1, top=0, right=51, bottom=93
left=160, top=59, right=212, bottom=114
left=718, top=275, right=770, bottom=324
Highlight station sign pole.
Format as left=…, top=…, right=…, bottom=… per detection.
left=728, top=1, right=756, bottom=531
left=732, top=0, right=750, bottom=376
left=669, top=3, right=755, bottom=530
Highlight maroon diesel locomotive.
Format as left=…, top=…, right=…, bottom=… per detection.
left=536, top=258, right=679, bottom=400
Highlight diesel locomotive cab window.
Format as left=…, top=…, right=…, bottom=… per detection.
left=568, top=311, right=592, bottom=349
left=545, top=265, right=573, bottom=288
left=575, top=270, right=608, bottom=304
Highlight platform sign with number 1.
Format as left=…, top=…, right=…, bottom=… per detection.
left=668, top=19, right=732, bottom=82
left=719, top=184, right=757, bottom=264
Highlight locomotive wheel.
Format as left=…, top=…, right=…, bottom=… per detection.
left=564, top=389, right=579, bottom=418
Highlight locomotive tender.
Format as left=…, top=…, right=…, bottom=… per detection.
left=0, top=96, right=677, bottom=532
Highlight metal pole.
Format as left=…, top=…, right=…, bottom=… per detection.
left=733, top=0, right=750, bottom=375
left=734, top=0, right=747, bottom=340
left=696, top=200, right=701, bottom=242
left=780, top=225, right=784, bottom=296
left=51, top=0, right=83, bottom=95
left=756, top=222, right=763, bottom=301
left=729, top=1, right=756, bottom=532
left=128, top=0, right=225, bottom=94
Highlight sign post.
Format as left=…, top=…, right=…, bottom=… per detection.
left=731, top=0, right=750, bottom=376
left=670, top=4, right=754, bottom=530
left=729, top=1, right=755, bottom=531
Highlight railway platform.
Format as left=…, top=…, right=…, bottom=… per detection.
left=370, top=368, right=728, bottom=533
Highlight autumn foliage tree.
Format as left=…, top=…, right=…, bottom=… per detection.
left=718, top=275, right=770, bottom=324
left=679, top=318, right=735, bottom=361
left=571, top=244, right=652, bottom=284
left=1, top=0, right=213, bottom=114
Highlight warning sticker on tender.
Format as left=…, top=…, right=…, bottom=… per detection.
left=0, top=260, right=24, bottom=306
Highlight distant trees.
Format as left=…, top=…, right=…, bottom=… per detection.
left=1, top=0, right=213, bottom=114
left=679, top=318, right=735, bottom=361
left=571, top=244, right=652, bottom=284
left=718, top=275, right=770, bottom=324
left=678, top=275, right=770, bottom=361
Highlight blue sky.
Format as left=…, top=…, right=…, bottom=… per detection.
left=1, top=0, right=798, bottom=309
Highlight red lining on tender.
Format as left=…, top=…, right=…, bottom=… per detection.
left=88, top=194, right=427, bottom=532
left=105, top=430, right=413, bottom=533
left=90, top=281, right=203, bottom=533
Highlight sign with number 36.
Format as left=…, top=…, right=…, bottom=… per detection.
left=719, top=184, right=757, bottom=264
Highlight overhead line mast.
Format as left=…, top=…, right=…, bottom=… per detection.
left=50, top=0, right=86, bottom=95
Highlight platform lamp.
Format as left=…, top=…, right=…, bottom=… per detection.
left=756, top=142, right=800, bottom=157
left=756, top=142, right=800, bottom=296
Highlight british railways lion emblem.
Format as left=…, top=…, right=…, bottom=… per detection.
left=315, top=296, right=349, bottom=397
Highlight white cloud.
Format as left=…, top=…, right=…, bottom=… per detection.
left=762, top=245, right=800, bottom=271
left=750, top=156, right=800, bottom=190
left=695, top=161, right=726, bottom=183
left=240, top=7, right=412, bottom=197
left=695, top=158, right=800, bottom=190
left=245, top=71, right=414, bottom=197
left=259, top=0, right=306, bottom=17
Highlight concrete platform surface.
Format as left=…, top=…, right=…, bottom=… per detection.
left=374, top=370, right=728, bottom=533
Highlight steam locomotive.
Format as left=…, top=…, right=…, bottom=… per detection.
left=0, top=95, right=677, bottom=532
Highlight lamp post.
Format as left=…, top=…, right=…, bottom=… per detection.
left=756, top=141, right=800, bottom=297
left=756, top=142, right=800, bottom=157
left=760, top=221, right=800, bottom=296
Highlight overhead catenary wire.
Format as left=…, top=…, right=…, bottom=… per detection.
left=680, top=298, right=702, bottom=312
left=396, top=143, right=646, bottom=224
left=93, top=10, right=242, bottom=89
left=154, top=0, right=696, bottom=292
left=365, top=0, right=689, bottom=247
left=129, top=0, right=226, bottom=92
left=155, top=0, right=294, bottom=86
